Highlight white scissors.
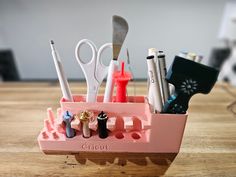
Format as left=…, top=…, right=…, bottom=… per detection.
left=75, top=39, right=112, bottom=102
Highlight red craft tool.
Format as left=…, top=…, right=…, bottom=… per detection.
left=113, top=61, right=132, bottom=102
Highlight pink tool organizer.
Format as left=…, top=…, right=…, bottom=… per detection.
left=38, top=95, right=187, bottom=153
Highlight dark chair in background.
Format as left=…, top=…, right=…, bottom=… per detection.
left=0, top=50, right=20, bottom=81
left=208, top=48, right=231, bottom=69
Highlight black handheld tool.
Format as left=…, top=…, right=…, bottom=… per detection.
left=97, top=111, right=108, bottom=139
left=163, top=56, right=219, bottom=114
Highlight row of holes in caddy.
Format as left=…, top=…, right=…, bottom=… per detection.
left=44, top=109, right=150, bottom=141
left=114, top=131, right=142, bottom=140
left=71, top=130, right=143, bottom=140
left=42, top=118, right=145, bottom=141
left=68, top=116, right=149, bottom=132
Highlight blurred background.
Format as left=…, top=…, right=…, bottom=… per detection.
left=0, top=0, right=235, bottom=83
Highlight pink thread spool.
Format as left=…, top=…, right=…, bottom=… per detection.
left=113, top=61, right=132, bottom=102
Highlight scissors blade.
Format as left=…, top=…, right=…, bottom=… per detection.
left=86, top=78, right=100, bottom=102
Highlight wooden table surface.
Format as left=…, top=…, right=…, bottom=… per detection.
left=0, top=82, right=236, bottom=177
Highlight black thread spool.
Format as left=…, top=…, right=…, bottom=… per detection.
left=97, top=111, right=108, bottom=139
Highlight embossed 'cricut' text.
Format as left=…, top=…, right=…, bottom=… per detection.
left=81, top=142, right=108, bottom=151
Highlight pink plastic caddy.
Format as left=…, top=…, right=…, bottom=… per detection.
left=38, top=95, right=187, bottom=154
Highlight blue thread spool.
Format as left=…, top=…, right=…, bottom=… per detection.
left=63, top=111, right=75, bottom=138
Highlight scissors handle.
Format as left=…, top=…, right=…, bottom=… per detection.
left=75, top=39, right=97, bottom=75
left=75, top=39, right=99, bottom=102
left=96, top=43, right=112, bottom=83
left=75, top=39, right=112, bottom=102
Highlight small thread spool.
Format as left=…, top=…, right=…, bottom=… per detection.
left=63, top=111, right=75, bottom=138
left=97, top=111, right=108, bottom=139
left=79, top=111, right=93, bottom=138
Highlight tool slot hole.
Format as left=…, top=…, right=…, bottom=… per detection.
left=115, top=132, right=124, bottom=139
left=131, top=132, right=141, bottom=140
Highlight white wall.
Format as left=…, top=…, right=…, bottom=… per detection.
left=0, top=0, right=228, bottom=80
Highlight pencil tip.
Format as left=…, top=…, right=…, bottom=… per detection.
left=50, top=40, right=54, bottom=44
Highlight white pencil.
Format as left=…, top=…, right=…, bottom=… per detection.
left=50, top=40, right=73, bottom=102
left=146, top=55, right=163, bottom=113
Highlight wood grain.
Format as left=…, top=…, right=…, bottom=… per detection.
left=0, top=82, right=236, bottom=177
